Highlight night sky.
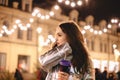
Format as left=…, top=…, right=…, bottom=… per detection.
left=88, top=0, right=120, bottom=23
left=33, top=0, right=120, bottom=24
left=8, top=0, right=120, bottom=24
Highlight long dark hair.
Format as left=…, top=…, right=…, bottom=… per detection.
left=59, top=21, right=91, bottom=74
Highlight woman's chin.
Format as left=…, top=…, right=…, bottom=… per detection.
left=57, top=44, right=60, bottom=47
left=57, top=43, right=62, bottom=47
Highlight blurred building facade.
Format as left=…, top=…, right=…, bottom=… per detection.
left=0, top=0, right=120, bottom=73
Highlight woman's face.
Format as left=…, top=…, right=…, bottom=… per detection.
left=55, top=26, right=67, bottom=46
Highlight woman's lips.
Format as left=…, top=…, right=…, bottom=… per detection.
left=56, top=42, right=60, bottom=46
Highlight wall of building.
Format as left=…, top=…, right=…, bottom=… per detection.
left=0, top=6, right=67, bottom=73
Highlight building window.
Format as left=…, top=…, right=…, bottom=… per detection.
left=18, top=55, right=30, bottom=72
left=86, top=39, right=90, bottom=49
left=100, top=42, right=103, bottom=52
left=25, top=4, right=29, bottom=12
left=17, top=27, right=23, bottom=39
left=112, top=43, right=115, bottom=54
left=0, top=53, right=6, bottom=71
left=0, top=0, right=7, bottom=6
left=104, top=43, right=107, bottom=53
left=27, top=28, right=32, bottom=40
left=91, top=40, right=94, bottom=51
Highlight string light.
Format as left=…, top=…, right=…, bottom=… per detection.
left=0, top=7, right=119, bottom=47
left=57, top=0, right=83, bottom=8
left=0, top=6, right=60, bottom=38
left=82, top=25, right=105, bottom=35
left=82, top=18, right=120, bottom=35
left=0, top=7, right=58, bottom=46
left=54, top=5, right=60, bottom=10
left=32, top=7, right=56, bottom=20
left=111, top=18, right=119, bottom=24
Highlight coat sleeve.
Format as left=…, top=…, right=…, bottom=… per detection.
left=39, top=42, right=72, bottom=72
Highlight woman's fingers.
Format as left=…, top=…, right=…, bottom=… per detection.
left=58, top=71, right=69, bottom=80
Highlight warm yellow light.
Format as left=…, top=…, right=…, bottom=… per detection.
left=65, top=0, right=70, bottom=5
left=54, top=5, right=60, bottom=10
left=29, top=18, right=34, bottom=23
left=81, top=30, right=86, bottom=34
left=71, top=2, right=76, bottom=7
left=13, top=25, right=17, bottom=29
left=0, top=34, right=2, bottom=37
left=77, top=1, right=82, bottom=6
left=111, top=18, right=118, bottom=23
left=107, top=24, right=112, bottom=28
left=118, top=23, right=120, bottom=27
left=57, top=0, right=83, bottom=7
left=84, top=25, right=91, bottom=30
left=34, top=8, right=39, bottom=14
left=1, top=30, right=4, bottom=34
left=94, top=30, right=98, bottom=35
left=15, top=19, right=21, bottom=24
left=49, top=11, right=54, bottom=16
left=37, top=13, right=41, bottom=17
left=32, top=12, right=36, bottom=16
left=90, top=28, right=93, bottom=32
left=37, top=27, right=42, bottom=33
left=103, top=28, right=107, bottom=33
left=98, top=31, right=102, bottom=35
left=58, top=0, right=63, bottom=3
left=113, top=44, right=117, bottom=49
left=41, top=15, right=45, bottom=20
left=26, top=23, right=31, bottom=28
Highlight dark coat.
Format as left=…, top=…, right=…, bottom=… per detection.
left=14, top=69, right=23, bottom=80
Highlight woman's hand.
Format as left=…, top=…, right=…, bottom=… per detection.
left=58, top=71, right=69, bottom=80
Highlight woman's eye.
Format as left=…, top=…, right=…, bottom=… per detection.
left=57, top=33, right=62, bottom=36
left=58, top=34, right=62, bottom=36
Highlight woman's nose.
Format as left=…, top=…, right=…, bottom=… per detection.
left=55, top=37, right=58, bottom=41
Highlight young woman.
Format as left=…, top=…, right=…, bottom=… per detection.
left=39, top=21, right=94, bottom=80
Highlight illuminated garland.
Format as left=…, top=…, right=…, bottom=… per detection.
left=0, top=6, right=120, bottom=46
left=57, top=0, right=83, bottom=7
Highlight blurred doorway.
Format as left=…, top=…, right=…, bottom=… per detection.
left=18, top=55, right=30, bottom=72
left=0, top=53, right=6, bottom=71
